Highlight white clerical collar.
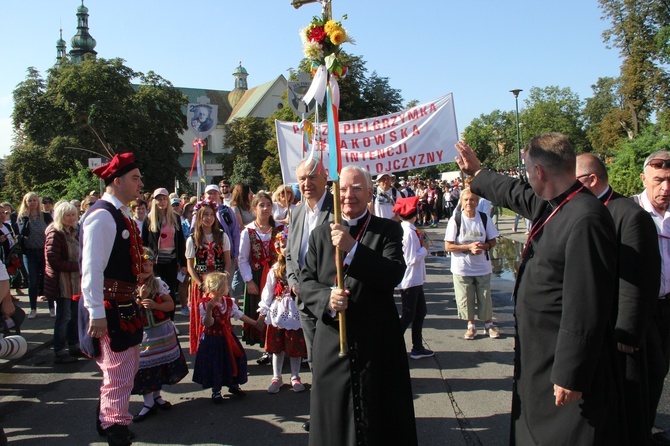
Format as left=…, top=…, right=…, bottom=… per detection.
left=342, top=210, right=369, bottom=226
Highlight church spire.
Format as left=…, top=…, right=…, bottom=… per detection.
left=55, top=28, right=67, bottom=66
left=69, top=0, right=97, bottom=63
left=228, top=62, right=249, bottom=108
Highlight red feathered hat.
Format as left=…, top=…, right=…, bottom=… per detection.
left=392, top=196, right=419, bottom=219
left=92, top=153, right=138, bottom=185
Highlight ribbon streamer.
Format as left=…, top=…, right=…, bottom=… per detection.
left=303, top=65, right=328, bottom=106
left=327, top=81, right=341, bottom=181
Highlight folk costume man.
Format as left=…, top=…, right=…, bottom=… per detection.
left=286, top=158, right=334, bottom=432
left=577, top=153, right=661, bottom=444
left=301, top=165, right=417, bottom=446
left=80, top=153, right=145, bottom=446
left=635, top=151, right=670, bottom=445
left=455, top=134, right=623, bottom=444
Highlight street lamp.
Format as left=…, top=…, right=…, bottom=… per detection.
left=510, top=89, right=523, bottom=175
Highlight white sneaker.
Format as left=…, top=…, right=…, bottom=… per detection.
left=268, top=378, right=283, bottom=394
left=27, top=309, right=36, bottom=319
left=180, top=307, right=190, bottom=317
left=50, top=308, right=57, bottom=318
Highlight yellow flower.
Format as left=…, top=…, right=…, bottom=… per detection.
left=324, top=20, right=340, bottom=35
left=330, top=29, right=347, bottom=45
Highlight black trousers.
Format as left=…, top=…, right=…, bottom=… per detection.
left=399, top=285, right=427, bottom=351
left=647, top=298, right=670, bottom=430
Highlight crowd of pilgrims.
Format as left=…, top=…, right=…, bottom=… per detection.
left=0, top=180, right=350, bottom=415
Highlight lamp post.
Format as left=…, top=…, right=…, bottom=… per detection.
left=510, top=89, right=523, bottom=175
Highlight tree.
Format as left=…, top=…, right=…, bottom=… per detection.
left=8, top=57, right=187, bottom=201
left=462, top=110, right=517, bottom=169
left=599, top=0, right=670, bottom=134
left=230, top=155, right=262, bottom=189
left=221, top=116, right=273, bottom=184
left=521, top=86, right=590, bottom=153
left=608, top=125, right=670, bottom=196
left=582, top=77, right=631, bottom=154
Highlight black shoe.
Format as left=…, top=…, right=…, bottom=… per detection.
left=212, top=392, right=224, bottom=404
left=154, top=397, right=172, bottom=410
left=256, top=352, right=271, bottom=365
left=69, top=347, right=86, bottom=358
left=132, top=404, right=157, bottom=423
left=302, top=420, right=310, bottom=432
left=652, top=431, right=670, bottom=446
left=103, top=424, right=133, bottom=446
left=228, top=385, right=246, bottom=397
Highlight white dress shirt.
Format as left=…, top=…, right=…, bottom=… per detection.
left=81, top=193, right=130, bottom=320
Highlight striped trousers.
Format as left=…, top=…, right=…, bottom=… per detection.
left=96, top=335, right=140, bottom=429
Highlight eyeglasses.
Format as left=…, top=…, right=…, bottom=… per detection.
left=646, top=159, right=670, bottom=169
left=576, top=173, right=592, bottom=180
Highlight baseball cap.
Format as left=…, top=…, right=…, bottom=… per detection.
left=204, top=185, right=220, bottom=194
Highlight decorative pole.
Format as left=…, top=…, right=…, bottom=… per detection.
left=293, top=0, right=352, bottom=357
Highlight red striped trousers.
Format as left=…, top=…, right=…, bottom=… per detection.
left=96, top=335, right=140, bottom=429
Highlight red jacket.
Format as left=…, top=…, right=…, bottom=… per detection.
left=43, top=224, right=79, bottom=299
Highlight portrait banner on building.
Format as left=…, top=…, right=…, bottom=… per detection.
left=275, top=93, right=459, bottom=184
left=188, top=97, right=218, bottom=140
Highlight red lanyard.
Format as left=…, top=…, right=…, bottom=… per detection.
left=522, top=186, right=583, bottom=259
left=337, top=212, right=372, bottom=269
left=602, top=187, right=614, bottom=207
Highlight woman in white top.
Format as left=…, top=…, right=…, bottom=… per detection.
left=444, top=188, right=500, bottom=340
left=271, top=185, right=295, bottom=226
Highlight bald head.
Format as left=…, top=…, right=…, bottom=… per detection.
left=576, top=153, right=609, bottom=195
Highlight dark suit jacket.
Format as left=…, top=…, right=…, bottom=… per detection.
left=286, top=190, right=334, bottom=296
left=604, top=189, right=661, bottom=347
left=301, top=213, right=416, bottom=446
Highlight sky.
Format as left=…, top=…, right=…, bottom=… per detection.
left=0, top=0, right=623, bottom=158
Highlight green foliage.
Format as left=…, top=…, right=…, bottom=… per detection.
left=462, top=109, right=517, bottom=169
left=608, top=125, right=670, bottom=196
left=8, top=58, right=188, bottom=198
left=35, top=160, right=101, bottom=202
left=521, top=86, right=590, bottom=153
left=221, top=116, right=273, bottom=186
left=599, top=0, right=670, bottom=133
left=230, top=155, right=263, bottom=190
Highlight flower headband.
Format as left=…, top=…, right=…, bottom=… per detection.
left=273, top=228, right=289, bottom=253
left=193, top=199, right=218, bottom=213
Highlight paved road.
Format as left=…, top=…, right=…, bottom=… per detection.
left=0, top=215, right=667, bottom=445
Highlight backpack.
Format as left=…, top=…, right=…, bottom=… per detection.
left=453, top=210, right=490, bottom=260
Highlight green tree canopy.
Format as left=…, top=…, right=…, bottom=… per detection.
left=7, top=57, right=187, bottom=203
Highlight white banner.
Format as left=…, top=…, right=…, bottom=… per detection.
left=275, top=93, right=458, bottom=184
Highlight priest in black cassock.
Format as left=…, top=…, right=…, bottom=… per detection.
left=301, top=165, right=417, bottom=446
left=576, top=153, right=661, bottom=445
left=455, top=133, right=624, bottom=445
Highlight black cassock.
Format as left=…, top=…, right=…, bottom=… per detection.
left=472, top=170, right=624, bottom=445
left=301, top=213, right=418, bottom=446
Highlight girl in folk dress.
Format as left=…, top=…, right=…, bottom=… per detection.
left=238, top=191, right=278, bottom=349
left=257, top=229, right=307, bottom=393
left=192, top=272, right=255, bottom=403
left=131, top=248, right=188, bottom=422
left=186, top=199, right=232, bottom=354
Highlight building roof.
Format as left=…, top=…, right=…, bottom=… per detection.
left=227, top=75, right=286, bottom=122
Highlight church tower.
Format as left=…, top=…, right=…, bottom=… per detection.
left=228, top=62, right=249, bottom=108
left=69, top=1, right=97, bottom=63
left=55, top=29, right=67, bottom=66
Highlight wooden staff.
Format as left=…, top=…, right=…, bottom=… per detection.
left=332, top=181, right=348, bottom=357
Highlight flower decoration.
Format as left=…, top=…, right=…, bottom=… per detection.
left=301, top=14, right=354, bottom=77
left=194, top=199, right=219, bottom=212
left=273, top=228, right=289, bottom=254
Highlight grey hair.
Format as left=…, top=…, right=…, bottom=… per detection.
left=644, top=151, right=670, bottom=168
left=53, top=202, right=79, bottom=231
left=341, top=165, right=373, bottom=190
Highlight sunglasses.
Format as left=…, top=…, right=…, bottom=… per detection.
left=646, top=158, right=670, bottom=169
